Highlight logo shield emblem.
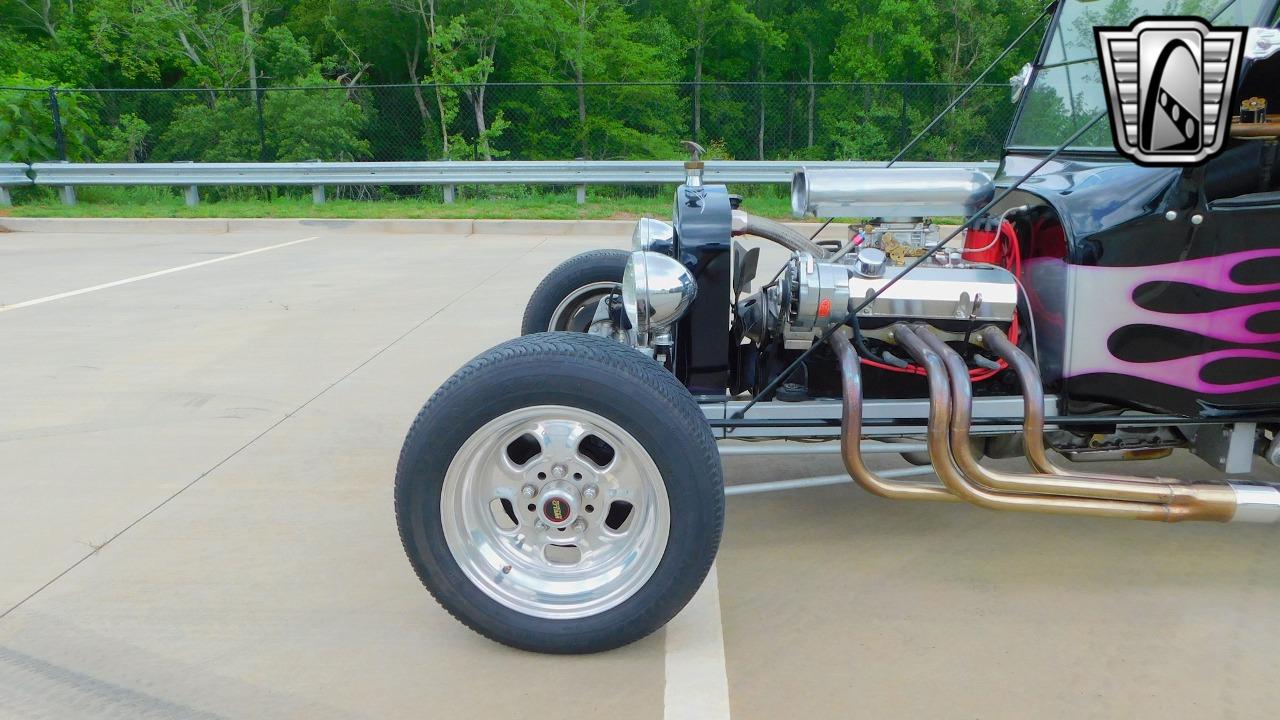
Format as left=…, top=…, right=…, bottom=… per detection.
left=1095, top=18, right=1246, bottom=165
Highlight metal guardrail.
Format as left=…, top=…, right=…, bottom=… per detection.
left=0, top=163, right=32, bottom=206
left=27, top=160, right=998, bottom=206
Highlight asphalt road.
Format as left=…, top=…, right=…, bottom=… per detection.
left=2, top=221, right=1279, bottom=719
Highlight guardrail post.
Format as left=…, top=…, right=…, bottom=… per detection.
left=443, top=184, right=456, bottom=204
left=307, top=159, right=324, bottom=204
left=60, top=186, right=76, bottom=206
left=576, top=184, right=586, bottom=205
left=173, top=160, right=199, bottom=206
left=0, top=186, right=10, bottom=207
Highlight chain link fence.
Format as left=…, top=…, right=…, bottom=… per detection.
left=1, top=82, right=1014, bottom=165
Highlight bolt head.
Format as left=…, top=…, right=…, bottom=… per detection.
left=551, top=464, right=568, bottom=479
left=583, top=485, right=598, bottom=500
left=521, top=484, right=537, bottom=498
left=573, top=518, right=587, bottom=531
left=1165, top=210, right=1178, bottom=221
left=535, top=520, right=547, bottom=531
left=1191, top=214, right=1204, bottom=226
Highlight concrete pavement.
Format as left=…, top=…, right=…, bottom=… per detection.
left=2, top=221, right=1279, bottom=719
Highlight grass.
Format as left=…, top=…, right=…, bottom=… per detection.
left=0, top=186, right=801, bottom=221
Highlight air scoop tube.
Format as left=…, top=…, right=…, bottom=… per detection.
left=791, top=167, right=994, bottom=219
left=730, top=211, right=830, bottom=259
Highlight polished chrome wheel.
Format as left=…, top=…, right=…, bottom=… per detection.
left=548, top=281, right=619, bottom=332
left=440, top=404, right=670, bottom=619
left=397, top=332, right=722, bottom=652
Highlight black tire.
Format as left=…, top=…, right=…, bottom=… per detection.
left=521, top=249, right=630, bottom=335
left=395, top=332, right=724, bottom=654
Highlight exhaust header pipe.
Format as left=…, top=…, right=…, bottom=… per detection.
left=829, top=323, right=1280, bottom=523
left=829, top=327, right=957, bottom=502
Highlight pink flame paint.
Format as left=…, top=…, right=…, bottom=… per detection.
left=1065, top=249, right=1280, bottom=394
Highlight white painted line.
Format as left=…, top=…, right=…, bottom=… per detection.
left=0, top=236, right=322, bottom=313
left=664, top=563, right=731, bottom=720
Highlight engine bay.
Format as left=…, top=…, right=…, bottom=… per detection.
left=730, top=212, right=1027, bottom=402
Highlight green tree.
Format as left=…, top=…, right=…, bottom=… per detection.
left=525, top=0, right=686, bottom=159
left=97, top=113, right=152, bottom=161
left=644, top=0, right=769, bottom=142
left=85, top=0, right=260, bottom=88
left=390, top=0, right=525, bottom=159
left=154, top=100, right=259, bottom=161
left=0, top=0, right=1055, bottom=164
left=0, top=73, right=94, bottom=162
left=264, top=81, right=370, bottom=160
left=778, top=0, right=839, bottom=149
left=155, top=23, right=369, bottom=162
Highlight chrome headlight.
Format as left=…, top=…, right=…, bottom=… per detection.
left=622, top=251, right=697, bottom=333
left=631, top=218, right=674, bottom=252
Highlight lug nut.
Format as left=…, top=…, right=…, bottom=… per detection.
left=583, top=485, right=598, bottom=500
left=522, top=484, right=537, bottom=498
left=535, top=520, right=548, bottom=531
left=573, top=519, right=587, bottom=531
left=551, top=464, right=568, bottom=479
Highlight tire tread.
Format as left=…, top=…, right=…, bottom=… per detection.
left=520, top=249, right=630, bottom=335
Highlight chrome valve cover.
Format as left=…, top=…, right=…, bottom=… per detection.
left=777, top=252, right=1019, bottom=349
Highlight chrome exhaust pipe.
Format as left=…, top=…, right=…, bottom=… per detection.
left=909, top=325, right=1236, bottom=511
left=976, top=326, right=1177, bottom=483
left=891, top=324, right=1194, bottom=520
left=829, top=327, right=957, bottom=502
left=827, top=323, right=1280, bottom=523
left=972, top=326, right=1280, bottom=522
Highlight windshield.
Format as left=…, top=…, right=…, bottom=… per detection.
left=1008, top=0, right=1273, bottom=151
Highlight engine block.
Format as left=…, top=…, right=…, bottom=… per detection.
left=770, top=251, right=1020, bottom=350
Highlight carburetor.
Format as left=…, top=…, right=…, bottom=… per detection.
left=854, top=218, right=941, bottom=263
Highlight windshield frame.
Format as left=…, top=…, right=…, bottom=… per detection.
left=1002, top=0, right=1278, bottom=157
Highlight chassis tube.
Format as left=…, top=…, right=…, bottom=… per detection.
left=891, top=324, right=1237, bottom=522
left=829, top=327, right=958, bottom=502
left=910, top=325, right=1237, bottom=514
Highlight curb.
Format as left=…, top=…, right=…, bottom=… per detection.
left=0, top=217, right=236, bottom=234
left=0, top=216, right=848, bottom=240
left=0, top=217, right=478, bottom=235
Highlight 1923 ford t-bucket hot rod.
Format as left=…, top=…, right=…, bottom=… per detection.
left=395, top=0, right=1280, bottom=653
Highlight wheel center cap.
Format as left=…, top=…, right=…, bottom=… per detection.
left=540, top=489, right=576, bottom=527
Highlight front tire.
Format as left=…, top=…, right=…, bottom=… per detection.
left=395, top=332, right=724, bottom=653
left=521, top=249, right=629, bottom=335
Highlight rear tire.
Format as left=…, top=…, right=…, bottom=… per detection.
left=521, top=249, right=629, bottom=335
left=395, top=332, right=724, bottom=653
